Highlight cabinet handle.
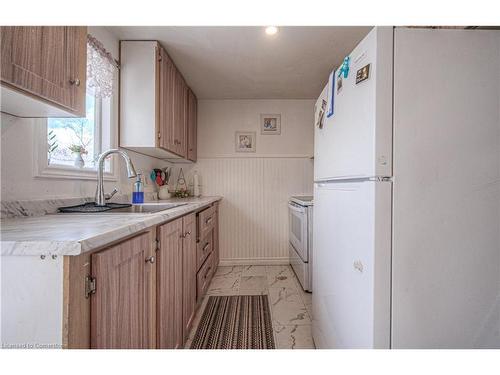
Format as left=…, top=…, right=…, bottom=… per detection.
left=185, top=231, right=191, bottom=237
left=70, top=78, right=81, bottom=86
left=145, top=256, right=155, bottom=264
left=205, top=217, right=213, bottom=224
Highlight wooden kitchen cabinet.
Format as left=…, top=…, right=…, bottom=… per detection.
left=197, top=251, right=215, bottom=299
left=182, top=213, right=197, bottom=339
left=195, top=204, right=220, bottom=302
left=120, top=41, right=197, bottom=161
left=90, top=231, right=156, bottom=349
left=62, top=205, right=218, bottom=349
left=158, top=46, right=176, bottom=152
left=187, top=88, right=198, bottom=162
left=213, top=203, right=220, bottom=267
left=156, top=213, right=198, bottom=348
left=157, top=217, right=184, bottom=349
left=173, top=69, right=188, bottom=157
left=0, top=26, right=87, bottom=117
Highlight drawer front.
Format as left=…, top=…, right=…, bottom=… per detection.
left=197, top=251, right=215, bottom=300
left=196, top=230, right=213, bottom=270
left=198, top=205, right=216, bottom=240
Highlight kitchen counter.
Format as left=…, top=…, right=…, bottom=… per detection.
left=0, top=196, right=222, bottom=257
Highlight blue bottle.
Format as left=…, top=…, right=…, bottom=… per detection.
left=132, top=173, right=144, bottom=204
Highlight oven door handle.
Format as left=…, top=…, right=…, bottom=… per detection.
left=288, top=202, right=306, bottom=214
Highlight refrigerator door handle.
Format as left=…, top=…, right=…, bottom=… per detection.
left=315, top=176, right=392, bottom=184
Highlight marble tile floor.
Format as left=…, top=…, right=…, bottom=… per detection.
left=185, top=265, right=315, bottom=349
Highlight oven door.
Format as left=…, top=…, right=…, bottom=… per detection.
left=288, top=202, right=308, bottom=262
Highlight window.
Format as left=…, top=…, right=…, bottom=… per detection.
left=34, top=88, right=115, bottom=180
left=34, top=34, right=118, bottom=181
left=46, top=89, right=111, bottom=172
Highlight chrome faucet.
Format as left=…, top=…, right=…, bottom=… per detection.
left=95, top=149, right=137, bottom=206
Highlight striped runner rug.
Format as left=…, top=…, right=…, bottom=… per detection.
left=190, top=295, right=275, bottom=349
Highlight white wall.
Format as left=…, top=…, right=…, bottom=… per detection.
left=0, top=27, right=166, bottom=201
left=193, top=99, right=315, bottom=264
left=198, top=100, right=314, bottom=157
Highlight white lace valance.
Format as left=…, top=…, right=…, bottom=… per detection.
left=86, top=35, right=119, bottom=98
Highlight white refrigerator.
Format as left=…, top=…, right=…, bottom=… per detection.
left=312, top=27, right=500, bottom=349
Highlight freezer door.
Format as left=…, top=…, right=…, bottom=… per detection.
left=314, top=27, right=393, bottom=181
left=312, top=180, right=391, bottom=349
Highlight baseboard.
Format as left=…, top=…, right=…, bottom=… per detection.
left=219, top=257, right=290, bottom=266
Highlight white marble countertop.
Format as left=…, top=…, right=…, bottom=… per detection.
left=0, top=196, right=222, bottom=257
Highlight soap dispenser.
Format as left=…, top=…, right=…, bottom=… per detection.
left=132, top=173, right=144, bottom=204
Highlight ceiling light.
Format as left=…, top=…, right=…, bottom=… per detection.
left=265, top=26, right=279, bottom=36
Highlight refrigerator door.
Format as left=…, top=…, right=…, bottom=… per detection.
left=392, top=28, right=500, bottom=348
left=314, top=27, right=393, bottom=181
left=312, top=179, right=391, bottom=348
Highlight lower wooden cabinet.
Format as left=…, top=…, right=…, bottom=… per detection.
left=213, top=202, right=220, bottom=267
left=195, top=204, right=220, bottom=303
left=156, top=212, right=197, bottom=348
left=157, top=217, right=184, bottom=349
left=197, top=251, right=215, bottom=299
left=90, top=231, right=156, bottom=349
left=65, top=202, right=220, bottom=349
left=197, top=230, right=213, bottom=269
left=182, top=213, right=198, bottom=339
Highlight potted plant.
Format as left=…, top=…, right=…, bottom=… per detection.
left=69, top=144, right=88, bottom=168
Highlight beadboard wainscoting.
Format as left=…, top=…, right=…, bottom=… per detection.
left=195, top=157, right=313, bottom=265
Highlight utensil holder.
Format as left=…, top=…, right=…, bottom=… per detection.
left=158, top=185, right=171, bottom=200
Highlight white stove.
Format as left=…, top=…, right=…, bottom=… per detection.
left=290, top=195, right=314, bottom=206
left=288, top=196, right=313, bottom=292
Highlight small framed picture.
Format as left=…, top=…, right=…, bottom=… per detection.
left=260, top=114, right=281, bottom=135
left=235, top=131, right=256, bottom=153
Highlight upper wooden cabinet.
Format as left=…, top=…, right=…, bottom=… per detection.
left=187, top=88, right=198, bottom=162
left=0, top=26, right=87, bottom=117
left=172, top=70, right=187, bottom=157
left=158, top=47, right=176, bottom=152
left=120, top=41, right=197, bottom=162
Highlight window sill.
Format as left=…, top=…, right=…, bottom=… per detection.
left=33, top=165, right=118, bottom=181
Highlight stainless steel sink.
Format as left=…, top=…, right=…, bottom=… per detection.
left=105, top=203, right=187, bottom=214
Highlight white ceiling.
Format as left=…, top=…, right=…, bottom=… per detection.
left=108, top=26, right=372, bottom=99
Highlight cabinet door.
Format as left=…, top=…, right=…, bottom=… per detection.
left=157, top=218, right=184, bottom=349
left=90, top=231, right=156, bottom=349
left=173, top=69, right=187, bottom=157
left=0, top=26, right=86, bottom=116
left=158, top=46, right=176, bottom=151
left=182, top=213, right=197, bottom=338
left=187, top=88, right=198, bottom=162
left=213, top=204, right=220, bottom=268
